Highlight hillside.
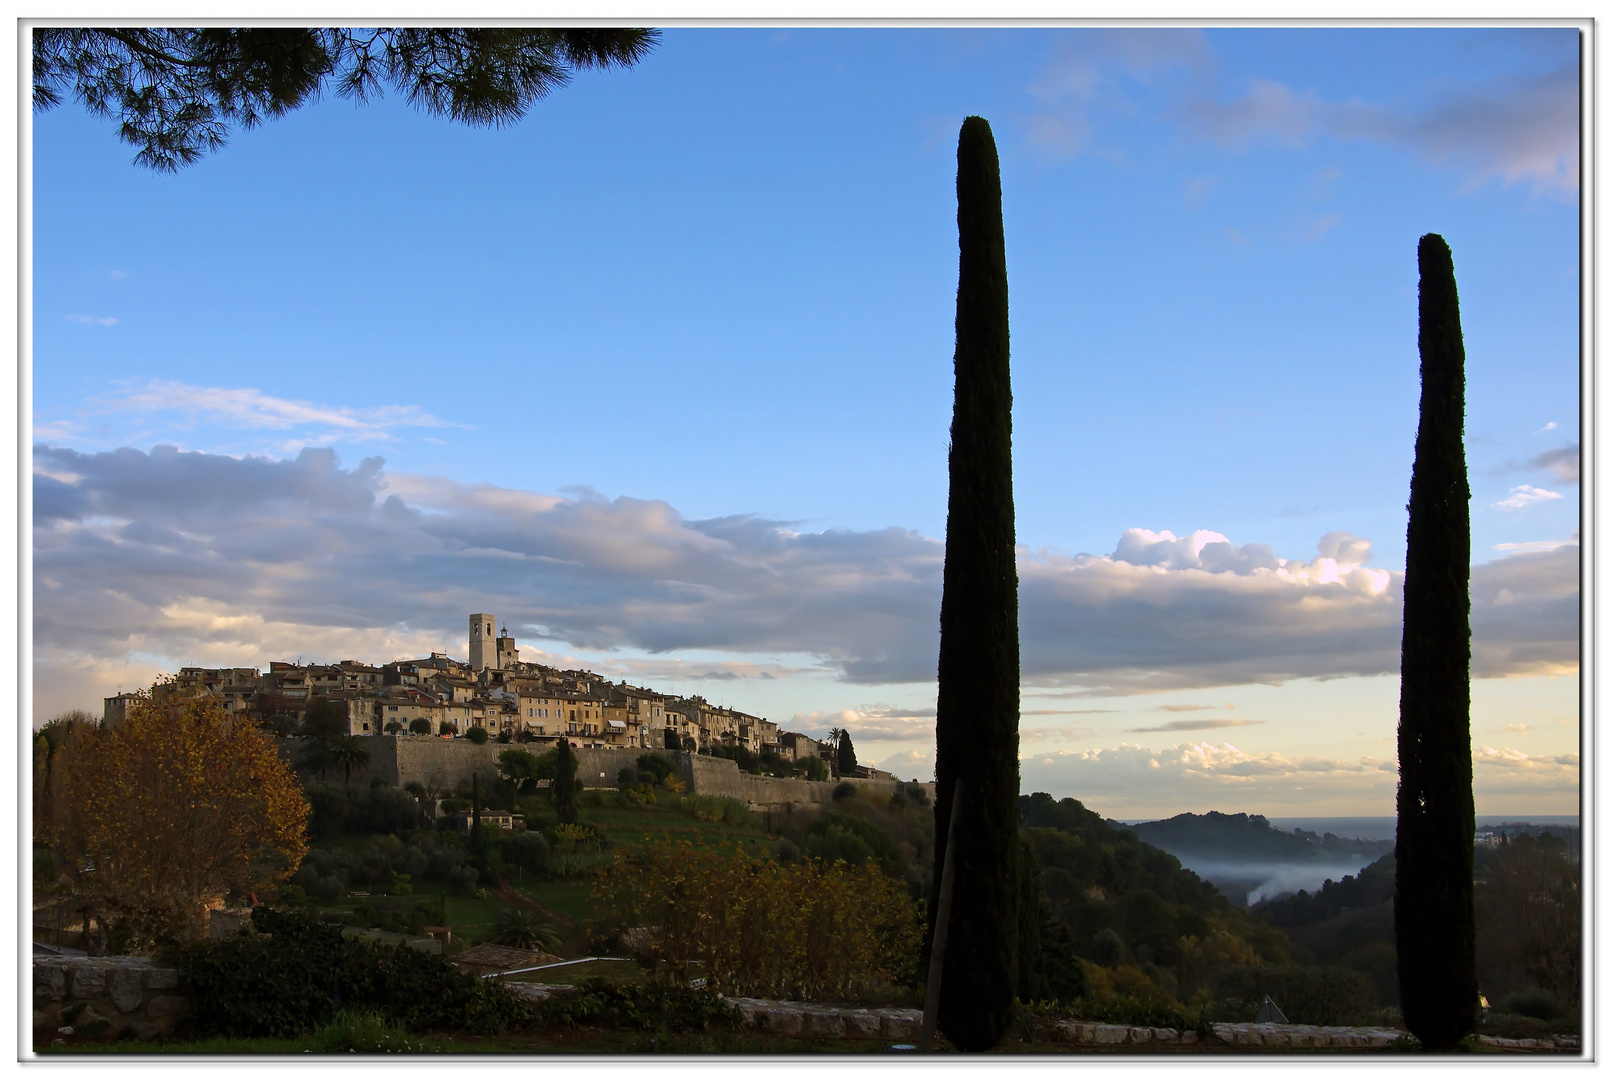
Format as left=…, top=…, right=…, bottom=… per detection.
left=1019, top=793, right=1292, bottom=1003
left=1120, top=811, right=1393, bottom=864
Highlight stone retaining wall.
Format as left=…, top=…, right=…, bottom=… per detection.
left=33, top=956, right=187, bottom=1044
left=282, top=737, right=933, bottom=815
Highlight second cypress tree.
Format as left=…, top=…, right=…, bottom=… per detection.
left=553, top=738, right=580, bottom=825
left=931, top=115, right=1020, bottom=1052
left=1394, top=233, right=1477, bottom=1050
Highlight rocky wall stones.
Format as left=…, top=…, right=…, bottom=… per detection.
left=33, top=957, right=189, bottom=1047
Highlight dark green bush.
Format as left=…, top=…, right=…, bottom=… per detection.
left=179, top=907, right=530, bottom=1039
left=1500, top=988, right=1561, bottom=1021
left=304, top=782, right=424, bottom=838
left=534, top=978, right=741, bottom=1033
left=1206, top=963, right=1379, bottom=1026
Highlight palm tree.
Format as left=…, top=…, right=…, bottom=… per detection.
left=329, top=735, right=371, bottom=785
left=489, top=908, right=561, bottom=953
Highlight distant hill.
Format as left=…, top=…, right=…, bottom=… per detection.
left=1117, top=811, right=1393, bottom=864
left=1018, top=792, right=1294, bottom=1003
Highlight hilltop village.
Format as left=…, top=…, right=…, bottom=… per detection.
left=103, top=613, right=890, bottom=780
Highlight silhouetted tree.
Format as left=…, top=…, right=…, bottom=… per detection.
left=931, top=115, right=1020, bottom=1052
left=552, top=739, right=580, bottom=825
left=1395, top=232, right=1477, bottom=1050
left=33, top=28, right=659, bottom=171
left=837, top=730, right=858, bottom=776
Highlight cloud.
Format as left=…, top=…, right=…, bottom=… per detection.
left=1020, top=741, right=1396, bottom=817
left=1020, top=741, right=1577, bottom=817
left=30, top=445, right=1580, bottom=722
left=1528, top=444, right=1579, bottom=484
left=107, top=269, right=128, bottom=280
left=1534, top=421, right=1558, bottom=435
left=1491, top=484, right=1564, bottom=511
left=91, top=379, right=466, bottom=445
left=877, top=748, right=934, bottom=781
left=1021, top=29, right=1212, bottom=157
left=787, top=704, right=936, bottom=742
left=1156, top=702, right=1235, bottom=712
left=1503, top=723, right=1533, bottom=734
left=1128, top=718, right=1263, bottom=733
left=66, top=314, right=117, bottom=327
left=1180, top=61, right=1579, bottom=195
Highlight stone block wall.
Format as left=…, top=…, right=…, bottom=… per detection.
left=280, top=736, right=934, bottom=814
left=33, top=956, right=187, bottom=1045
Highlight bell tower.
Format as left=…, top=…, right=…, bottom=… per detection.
left=469, top=613, right=496, bottom=671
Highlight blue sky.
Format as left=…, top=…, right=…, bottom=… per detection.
left=31, top=27, right=1582, bottom=816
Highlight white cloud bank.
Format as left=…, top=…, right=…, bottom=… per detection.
left=32, top=445, right=1578, bottom=720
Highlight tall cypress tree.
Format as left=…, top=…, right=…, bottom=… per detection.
left=553, top=738, right=580, bottom=825
left=931, top=115, right=1020, bottom=1053
left=836, top=730, right=858, bottom=776
left=1394, top=233, right=1477, bottom=1050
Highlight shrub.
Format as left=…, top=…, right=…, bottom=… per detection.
left=534, top=977, right=741, bottom=1033
left=803, top=811, right=908, bottom=880
left=1206, top=963, right=1380, bottom=1026
left=591, top=839, right=923, bottom=1002
left=504, top=831, right=550, bottom=873
left=179, top=907, right=531, bottom=1038
left=438, top=721, right=456, bottom=736
left=408, top=719, right=431, bottom=735
left=831, top=781, right=857, bottom=801
left=304, top=781, right=424, bottom=839
left=636, top=753, right=677, bottom=785
left=313, top=1009, right=422, bottom=1052
left=685, top=795, right=754, bottom=827
left=1500, top=988, right=1561, bottom=1021
left=464, top=726, right=490, bottom=745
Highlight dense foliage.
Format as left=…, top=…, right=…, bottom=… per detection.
left=180, top=907, right=530, bottom=1038
left=533, top=977, right=742, bottom=1033
left=304, top=781, right=427, bottom=839
left=1396, top=232, right=1477, bottom=1050
left=934, top=114, right=1022, bottom=1052
left=34, top=28, right=659, bottom=171
left=1020, top=793, right=1290, bottom=1004
left=40, top=690, right=309, bottom=954
left=1476, top=833, right=1580, bottom=1010
left=590, top=839, right=923, bottom=1003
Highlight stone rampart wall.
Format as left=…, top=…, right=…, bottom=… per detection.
left=33, top=957, right=187, bottom=1045
left=280, top=737, right=933, bottom=813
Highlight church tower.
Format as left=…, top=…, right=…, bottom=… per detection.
left=469, top=613, right=497, bottom=671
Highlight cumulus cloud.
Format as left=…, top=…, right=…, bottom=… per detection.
left=788, top=705, right=936, bottom=742
left=878, top=748, right=934, bottom=781
left=1181, top=61, right=1579, bottom=195
left=31, top=445, right=1580, bottom=721
left=1491, top=484, right=1564, bottom=511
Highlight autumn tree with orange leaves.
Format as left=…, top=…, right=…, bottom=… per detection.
left=41, top=687, right=309, bottom=954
